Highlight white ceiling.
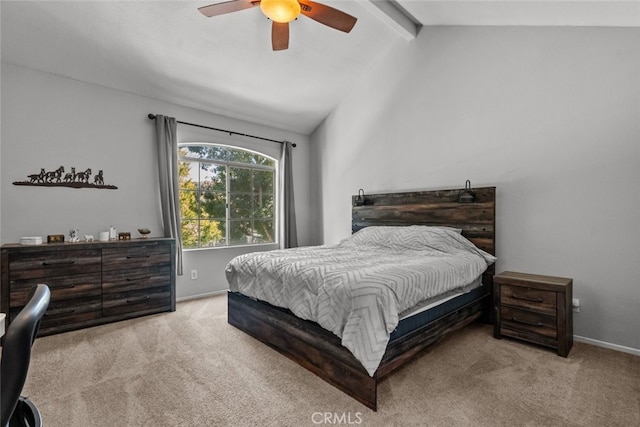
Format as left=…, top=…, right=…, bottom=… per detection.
left=2, top=1, right=639, bottom=134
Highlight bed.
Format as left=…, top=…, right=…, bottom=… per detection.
left=226, top=186, right=496, bottom=410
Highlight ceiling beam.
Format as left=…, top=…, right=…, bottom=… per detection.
left=358, top=0, right=420, bottom=40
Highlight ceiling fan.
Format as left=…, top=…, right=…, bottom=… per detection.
left=198, top=0, right=357, bottom=51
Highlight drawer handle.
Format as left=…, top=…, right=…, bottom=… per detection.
left=126, top=276, right=152, bottom=282
left=510, top=317, right=543, bottom=328
left=42, top=261, right=75, bottom=266
left=511, top=293, right=543, bottom=303
left=45, top=308, right=76, bottom=317
left=126, top=255, right=151, bottom=259
left=126, top=296, right=151, bottom=304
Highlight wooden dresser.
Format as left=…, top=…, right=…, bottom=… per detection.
left=493, top=271, right=573, bottom=357
left=1, top=238, right=175, bottom=336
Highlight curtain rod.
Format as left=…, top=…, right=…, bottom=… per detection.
left=147, top=114, right=296, bottom=147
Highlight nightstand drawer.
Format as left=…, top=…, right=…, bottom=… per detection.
left=500, top=326, right=558, bottom=349
left=501, top=284, right=556, bottom=315
left=500, top=306, right=557, bottom=338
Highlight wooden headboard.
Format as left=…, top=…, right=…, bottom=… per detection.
left=351, top=186, right=496, bottom=256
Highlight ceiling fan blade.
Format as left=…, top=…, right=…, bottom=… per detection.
left=198, top=0, right=259, bottom=18
left=299, top=0, right=357, bottom=33
left=272, top=22, right=289, bottom=51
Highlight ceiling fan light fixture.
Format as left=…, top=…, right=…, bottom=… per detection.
left=260, top=0, right=301, bottom=23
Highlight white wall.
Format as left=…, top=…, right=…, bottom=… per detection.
left=311, top=27, right=640, bottom=351
left=1, top=63, right=312, bottom=299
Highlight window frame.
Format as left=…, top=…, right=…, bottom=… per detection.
left=178, top=142, right=278, bottom=250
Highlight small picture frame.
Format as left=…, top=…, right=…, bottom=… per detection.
left=47, top=234, right=65, bottom=244
left=118, top=232, right=131, bottom=241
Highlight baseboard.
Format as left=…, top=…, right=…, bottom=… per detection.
left=574, top=335, right=640, bottom=357
left=176, top=289, right=228, bottom=302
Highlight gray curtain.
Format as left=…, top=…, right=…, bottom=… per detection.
left=154, top=115, right=183, bottom=275
left=280, top=141, right=298, bottom=248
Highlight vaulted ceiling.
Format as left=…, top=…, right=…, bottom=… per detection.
left=2, top=1, right=638, bottom=134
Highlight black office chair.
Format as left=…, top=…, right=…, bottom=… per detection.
left=1, top=284, right=50, bottom=427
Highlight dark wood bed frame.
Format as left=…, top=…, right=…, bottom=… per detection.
left=228, top=186, right=496, bottom=411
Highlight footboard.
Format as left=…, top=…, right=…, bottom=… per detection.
left=227, top=291, right=377, bottom=409
left=227, top=290, right=488, bottom=411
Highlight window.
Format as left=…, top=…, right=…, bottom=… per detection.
left=178, top=144, right=277, bottom=249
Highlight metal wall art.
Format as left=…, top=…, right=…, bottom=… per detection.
left=13, top=165, right=117, bottom=189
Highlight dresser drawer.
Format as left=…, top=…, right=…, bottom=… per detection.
left=500, top=284, right=556, bottom=315
left=102, top=287, right=171, bottom=317
left=102, top=266, right=171, bottom=294
left=10, top=295, right=102, bottom=334
left=102, top=245, right=170, bottom=271
left=8, top=249, right=101, bottom=280
left=9, top=273, right=102, bottom=307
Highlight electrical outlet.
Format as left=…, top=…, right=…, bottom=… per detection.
left=572, top=298, right=580, bottom=312
left=190, top=269, right=198, bottom=280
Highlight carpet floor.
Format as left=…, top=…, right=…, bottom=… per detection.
left=23, top=294, right=639, bottom=426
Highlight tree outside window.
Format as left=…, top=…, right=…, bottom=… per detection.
left=179, top=144, right=276, bottom=249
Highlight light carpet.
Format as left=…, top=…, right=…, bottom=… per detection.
left=23, top=294, right=640, bottom=426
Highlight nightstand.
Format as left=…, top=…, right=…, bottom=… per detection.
left=493, top=271, right=573, bottom=357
